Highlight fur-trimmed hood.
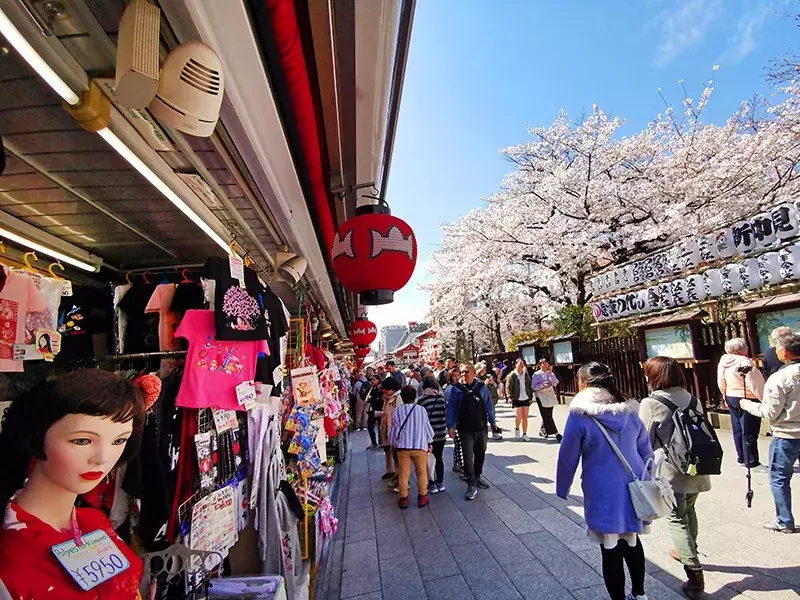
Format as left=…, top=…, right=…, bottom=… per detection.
left=569, top=387, right=641, bottom=433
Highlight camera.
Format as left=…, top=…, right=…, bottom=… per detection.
left=736, top=365, right=753, bottom=376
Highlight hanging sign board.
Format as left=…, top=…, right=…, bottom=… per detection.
left=552, top=341, right=574, bottom=365
left=189, top=486, right=238, bottom=566
left=756, top=306, right=800, bottom=355
left=644, top=325, right=694, bottom=359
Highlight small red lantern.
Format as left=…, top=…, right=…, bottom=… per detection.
left=354, top=345, right=370, bottom=358
left=331, top=203, right=417, bottom=305
left=348, top=318, right=377, bottom=346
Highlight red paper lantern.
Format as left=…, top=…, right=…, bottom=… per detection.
left=354, top=345, right=370, bottom=358
left=331, top=203, right=417, bottom=305
left=348, top=318, right=377, bottom=346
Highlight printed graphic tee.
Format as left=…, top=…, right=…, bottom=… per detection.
left=145, top=283, right=179, bottom=350
left=203, top=257, right=268, bottom=341
left=175, top=309, right=269, bottom=411
left=0, top=271, right=47, bottom=372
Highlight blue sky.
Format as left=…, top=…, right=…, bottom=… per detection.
left=368, top=0, right=798, bottom=334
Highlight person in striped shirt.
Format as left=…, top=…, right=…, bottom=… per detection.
left=419, top=377, right=448, bottom=494
left=390, top=386, right=434, bottom=509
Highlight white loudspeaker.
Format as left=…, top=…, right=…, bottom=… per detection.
left=149, top=41, right=224, bottom=137
left=115, top=0, right=160, bottom=109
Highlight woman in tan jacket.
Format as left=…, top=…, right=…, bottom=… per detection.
left=717, top=337, right=765, bottom=467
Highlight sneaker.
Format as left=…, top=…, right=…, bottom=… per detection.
left=465, top=485, right=477, bottom=500
left=398, top=496, right=409, bottom=509
left=392, top=487, right=400, bottom=494
left=514, top=428, right=520, bottom=439
left=627, top=595, right=648, bottom=600
left=428, top=481, right=440, bottom=494
left=492, top=432, right=503, bottom=440
left=475, top=477, right=490, bottom=489
left=555, top=433, right=563, bottom=443
left=381, top=472, right=395, bottom=480
left=436, top=483, right=446, bottom=492
left=522, top=434, right=531, bottom=442
left=417, top=494, right=430, bottom=508
left=763, top=521, right=795, bottom=533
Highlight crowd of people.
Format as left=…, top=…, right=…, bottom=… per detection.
left=348, top=326, right=799, bottom=600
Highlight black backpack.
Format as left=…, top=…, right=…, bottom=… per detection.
left=456, top=383, right=487, bottom=432
left=358, top=382, right=372, bottom=401
left=651, top=392, right=723, bottom=476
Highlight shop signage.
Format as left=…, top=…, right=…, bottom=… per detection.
left=590, top=202, right=800, bottom=298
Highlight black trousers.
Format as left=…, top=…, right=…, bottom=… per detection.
left=537, top=399, right=559, bottom=436
left=367, top=413, right=379, bottom=446
left=600, top=537, right=646, bottom=600
left=459, top=429, right=488, bottom=485
left=430, top=440, right=445, bottom=484
left=453, top=430, right=463, bottom=469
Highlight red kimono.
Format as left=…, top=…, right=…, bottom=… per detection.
left=0, top=503, right=143, bottom=599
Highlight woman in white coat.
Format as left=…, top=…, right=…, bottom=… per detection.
left=533, top=358, right=562, bottom=442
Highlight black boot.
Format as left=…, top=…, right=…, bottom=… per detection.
left=682, top=567, right=704, bottom=598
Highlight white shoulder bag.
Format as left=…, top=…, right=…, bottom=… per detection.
left=591, top=417, right=676, bottom=521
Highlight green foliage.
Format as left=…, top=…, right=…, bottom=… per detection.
left=507, top=330, right=542, bottom=351
left=553, top=305, right=595, bottom=340
left=601, top=320, right=634, bottom=338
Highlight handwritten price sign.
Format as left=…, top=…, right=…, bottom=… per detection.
left=51, top=529, right=130, bottom=591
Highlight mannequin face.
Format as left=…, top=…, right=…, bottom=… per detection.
left=37, top=413, right=133, bottom=495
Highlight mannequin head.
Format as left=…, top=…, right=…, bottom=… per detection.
left=0, top=370, right=144, bottom=507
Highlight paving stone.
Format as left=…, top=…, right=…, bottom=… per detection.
left=450, top=542, right=523, bottom=600
left=346, top=504, right=376, bottom=543
left=479, top=462, right=517, bottom=486
left=495, top=481, right=550, bottom=511
left=326, top=539, right=346, bottom=600
left=502, top=556, right=575, bottom=599
left=484, top=497, right=543, bottom=535
left=410, top=536, right=461, bottom=582
left=428, top=494, right=481, bottom=546
left=341, top=539, right=381, bottom=599
left=379, top=551, right=427, bottom=600
left=347, top=594, right=383, bottom=600
left=517, top=530, right=604, bottom=591
left=569, top=584, right=612, bottom=600
left=527, top=507, right=596, bottom=552
left=423, top=574, right=474, bottom=599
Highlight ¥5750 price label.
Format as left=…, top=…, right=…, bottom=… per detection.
left=51, top=529, right=130, bottom=591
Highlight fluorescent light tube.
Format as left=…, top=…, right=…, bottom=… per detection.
left=0, top=226, right=99, bottom=272
left=0, top=8, right=80, bottom=105
left=97, top=128, right=231, bottom=255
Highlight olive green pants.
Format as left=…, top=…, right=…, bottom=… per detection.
left=666, top=492, right=701, bottom=568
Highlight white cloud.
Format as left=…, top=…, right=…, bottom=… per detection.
left=727, top=1, right=772, bottom=62
left=653, top=0, right=723, bottom=67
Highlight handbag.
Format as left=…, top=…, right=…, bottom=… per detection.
left=591, top=417, right=676, bottom=521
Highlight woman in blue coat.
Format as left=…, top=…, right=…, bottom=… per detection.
left=556, top=362, right=654, bottom=600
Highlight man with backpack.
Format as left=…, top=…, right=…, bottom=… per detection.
left=640, top=357, right=722, bottom=599
left=447, top=363, right=497, bottom=500
left=351, top=371, right=369, bottom=430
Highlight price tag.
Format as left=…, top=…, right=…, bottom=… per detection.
left=236, top=380, right=257, bottom=410
left=51, top=529, right=130, bottom=591
left=229, top=255, right=245, bottom=288
left=212, top=408, right=239, bottom=433
left=12, top=344, right=26, bottom=361
left=61, top=280, right=73, bottom=296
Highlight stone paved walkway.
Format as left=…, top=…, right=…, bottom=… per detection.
left=324, top=402, right=800, bottom=600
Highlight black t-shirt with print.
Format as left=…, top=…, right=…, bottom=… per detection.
left=57, top=285, right=113, bottom=360
left=170, top=282, right=206, bottom=315
left=203, top=257, right=268, bottom=341
left=254, top=283, right=288, bottom=391
left=118, top=283, right=159, bottom=353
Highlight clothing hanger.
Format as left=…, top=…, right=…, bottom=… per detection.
left=180, top=269, right=193, bottom=284
left=22, top=251, right=42, bottom=274
left=47, top=261, right=65, bottom=280
left=142, top=271, right=152, bottom=284
left=125, top=272, right=133, bottom=285
left=159, top=270, right=169, bottom=284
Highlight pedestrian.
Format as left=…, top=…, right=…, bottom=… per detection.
left=377, top=364, right=387, bottom=380
left=418, top=376, right=448, bottom=494
left=434, top=359, right=446, bottom=382
left=532, top=359, right=562, bottom=442
left=762, top=327, right=792, bottom=379
left=717, top=338, right=765, bottom=467
left=352, top=370, right=369, bottom=430
left=379, top=377, right=403, bottom=490
left=443, top=367, right=464, bottom=474
left=386, top=360, right=405, bottom=386
left=639, top=356, right=711, bottom=598
left=447, top=363, right=497, bottom=500
left=485, top=374, right=503, bottom=441
left=739, top=330, right=800, bottom=533
left=390, top=386, right=434, bottom=509
left=438, top=357, right=454, bottom=388
left=506, top=358, right=534, bottom=441
left=366, top=374, right=384, bottom=449
left=556, top=362, right=653, bottom=600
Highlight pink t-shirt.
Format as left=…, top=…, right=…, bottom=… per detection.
left=0, top=271, right=47, bottom=372
left=175, top=310, right=268, bottom=410
left=145, top=283, right=178, bottom=351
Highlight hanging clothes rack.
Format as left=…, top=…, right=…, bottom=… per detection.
left=124, top=264, right=204, bottom=274
left=95, top=350, right=188, bottom=362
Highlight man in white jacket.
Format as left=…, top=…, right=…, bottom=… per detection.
left=740, top=331, right=800, bottom=534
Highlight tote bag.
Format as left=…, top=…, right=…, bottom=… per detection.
left=591, top=417, right=676, bottom=521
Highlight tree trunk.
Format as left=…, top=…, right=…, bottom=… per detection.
left=493, top=312, right=506, bottom=353
left=575, top=272, right=587, bottom=307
